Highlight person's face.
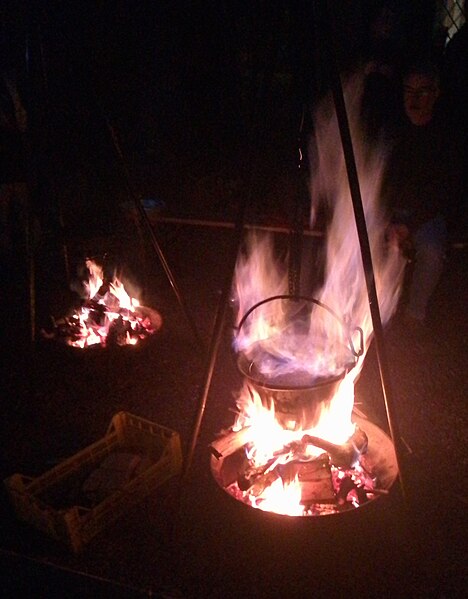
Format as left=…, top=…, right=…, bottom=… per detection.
left=403, top=73, right=440, bottom=126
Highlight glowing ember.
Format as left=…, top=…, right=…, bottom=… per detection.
left=43, top=258, right=162, bottom=347
left=212, top=74, right=405, bottom=516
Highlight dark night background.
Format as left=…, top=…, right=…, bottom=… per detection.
left=1, top=1, right=467, bottom=598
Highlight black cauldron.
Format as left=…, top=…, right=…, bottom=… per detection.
left=235, top=295, right=363, bottom=430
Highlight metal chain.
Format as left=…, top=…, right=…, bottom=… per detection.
left=288, top=105, right=307, bottom=297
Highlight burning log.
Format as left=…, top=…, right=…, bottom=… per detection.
left=334, top=474, right=368, bottom=506
left=233, top=452, right=338, bottom=505
left=262, top=426, right=368, bottom=470
left=287, top=426, right=368, bottom=469
left=284, top=458, right=336, bottom=506
left=42, top=307, right=161, bottom=347
left=213, top=424, right=370, bottom=502
left=237, top=456, right=278, bottom=492
left=247, top=470, right=281, bottom=498
left=211, top=415, right=397, bottom=516
left=210, top=426, right=254, bottom=460
left=363, top=487, right=389, bottom=496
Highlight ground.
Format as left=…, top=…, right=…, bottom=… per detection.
left=1, top=181, right=467, bottom=598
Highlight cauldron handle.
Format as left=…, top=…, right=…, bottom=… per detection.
left=349, top=326, right=364, bottom=358
left=234, top=294, right=364, bottom=359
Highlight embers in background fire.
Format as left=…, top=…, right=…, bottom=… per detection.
left=42, top=257, right=162, bottom=348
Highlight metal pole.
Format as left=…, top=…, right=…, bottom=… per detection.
left=318, top=0, right=408, bottom=497
left=148, top=215, right=322, bottom=236
left=183, top=194, right=248, bottom=478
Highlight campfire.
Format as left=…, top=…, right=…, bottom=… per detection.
left=211, top=75, right=405, bottom=517
left=42, top=258, right=162, bottom=348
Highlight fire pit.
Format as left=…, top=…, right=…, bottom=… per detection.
left=207, top=71, right=406, bottom=522
left=211, top=415, right=398, bottom=517
left=210, top=290, right=395, bottom=518
left=42, top=257, right=162, bottom=348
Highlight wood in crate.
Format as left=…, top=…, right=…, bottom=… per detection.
left=3, top=412, right=182, bottom=552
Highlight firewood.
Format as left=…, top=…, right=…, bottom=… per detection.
left=250, top=469, right=280, bottom=497
left=300, top=426, right=368, bottom=468
left=210, top=426, right=254, bottom=459
left=280, top=459, right=336, bottom=505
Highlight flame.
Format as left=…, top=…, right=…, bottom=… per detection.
left=254, top=476, right=304, bottom=516
left=233, top=377, right=355, bottom=465
left=234, top=385, right=294, bottom=464
left=233, top=72, right=404, bottom=397
left=109, top=279, right=140, bottom=311
left=308, top=74, right=405, bottom=374
left=84, top=258, right=104, bottom=299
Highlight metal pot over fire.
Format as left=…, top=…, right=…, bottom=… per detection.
left=234, top=295, right=363, bottom=431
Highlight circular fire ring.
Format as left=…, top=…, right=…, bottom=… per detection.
left=210, top=415, right=398, bottom=518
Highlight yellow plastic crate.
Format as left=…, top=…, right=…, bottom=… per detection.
left=4, top=411, right=182, bottom=552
